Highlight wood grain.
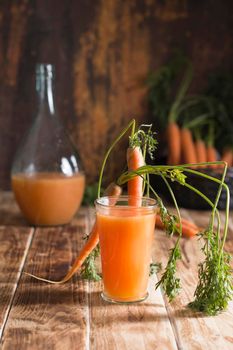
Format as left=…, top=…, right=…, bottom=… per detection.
left=0, top=195, right=232, bottom=349
left=0, top=192, right=29, bottom=226
left=0, top=208, right=89, bottom=350
left=0, top=225, right=34, bottom=339
left=0, top=1, right=233, bottom=188
left=89, top=274, right=178, bottom=350
left=153, top=208, right=233, bottom=350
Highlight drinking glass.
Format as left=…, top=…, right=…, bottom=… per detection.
left=95, top=195, right=157, bottom=303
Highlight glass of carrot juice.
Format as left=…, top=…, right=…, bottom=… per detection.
left=95, top=196, right=157, bottom=304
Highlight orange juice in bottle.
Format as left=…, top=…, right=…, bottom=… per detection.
left=12, top=172, right=85, bottom=225
left=11, top=64, right=85, bottom=225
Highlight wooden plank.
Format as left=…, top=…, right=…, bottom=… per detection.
left=0, top=192, right=28, bottom=226
left=89, top=274, right=178, bottom=350
left=153, top=209, right=233, bottom=350
left=0, top=226, right=34, bottom=339
left=1, top=208, right=89, bottom=350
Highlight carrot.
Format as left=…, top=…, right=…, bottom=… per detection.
left=25, top=183, right=122, bottom=284
left=103, top=182, right=123, bottom=199
left=221, top=148, right=233, bottom=167
left=205, top=122, right=219, bottom=169
left=155, top=215, right=200, bottom=238
left=167, top=122, right=181, bottom=165
left=180, top=127, right=197, bottom=164
left=127, top=146, right=144, bottom=205
left=206, top=145, right=217, bottom=168
left=195, top=139, right=207, bottom=164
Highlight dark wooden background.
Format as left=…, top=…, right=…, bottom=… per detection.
left=0, top=0, right=232, bottom=189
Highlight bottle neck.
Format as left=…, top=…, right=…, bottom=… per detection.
left=36, top=64, right=56, bottom=116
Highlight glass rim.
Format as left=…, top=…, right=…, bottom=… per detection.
left=95, top=195, right=157, bottom=209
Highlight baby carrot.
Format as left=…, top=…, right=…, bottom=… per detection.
left=167, top=121, right=181, bottom=165
left=25, top=183, right=122, bottom=283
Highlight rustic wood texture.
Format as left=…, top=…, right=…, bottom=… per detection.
left=0, top=225, right=34, bottom=338
left=0, top=192, right=28, bottom=226
left=0, top=208, right=34, bottom=337
left=0, top=192, right=33, bottom=340
left=153, top=208, right=233, bottom=350
left=0, top=0, right=233, bottom=189
left=89, top=276, right=177, bottom=350
left=1, top=208, right=89, bottom=349
left=0, top=193, right=233, bottom=349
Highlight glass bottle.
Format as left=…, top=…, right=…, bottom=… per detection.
left=11, top=64, right=85, bottom=226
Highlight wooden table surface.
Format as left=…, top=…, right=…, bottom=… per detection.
left=0, top=192, right=232, bottom=350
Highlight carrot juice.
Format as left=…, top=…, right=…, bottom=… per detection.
left=96, top=196, right=157, bottom=303
left=11, top=172, right=85, bottom=226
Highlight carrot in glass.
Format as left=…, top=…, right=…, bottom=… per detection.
left=127, top=146, right=144, bottom=205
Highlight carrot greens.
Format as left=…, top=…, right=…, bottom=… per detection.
left=156, top=242, right=182, bottom=301
left=149, top=262, right=162, bottom=276
left=80, top=241, right=101, bottom=281
left=154, top=174, right=182, bottom=301
left=129, top=124, right=158, bottom=160
left=115, top=120, right=232, bottom=315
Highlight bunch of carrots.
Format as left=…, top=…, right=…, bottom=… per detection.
left=147, top=54, right=233, bottom=168
left=167, top=119, right=233, bottom=168
left=167, top=99, right=233, bottom=168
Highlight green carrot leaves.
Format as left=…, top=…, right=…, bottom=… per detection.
left=189, top=228, right=233, bottom=315
left=157, top=197, right=179, bottom=237
left=149, top=262, right=162, bottom=276
left=80, top=244, right=101, bottom=281
left=129, top=124, right=158, bottom=160
left=117, top=153, right=232, bottom=314
left=155, top=243, right=181, bottom=302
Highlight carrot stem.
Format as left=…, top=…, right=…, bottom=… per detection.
left=97, top=119, right=136, bottom=198
left=168, top=63, right=193, bottom=122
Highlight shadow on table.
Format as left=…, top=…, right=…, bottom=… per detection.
left=2, top=284, right=204, bottom=319
left=0, top=209, right=29, bottom=227
left=7, top=288, right=172, bottom=321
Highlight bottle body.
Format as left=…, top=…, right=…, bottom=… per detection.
left=11, top=64, right=85, bottom=225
